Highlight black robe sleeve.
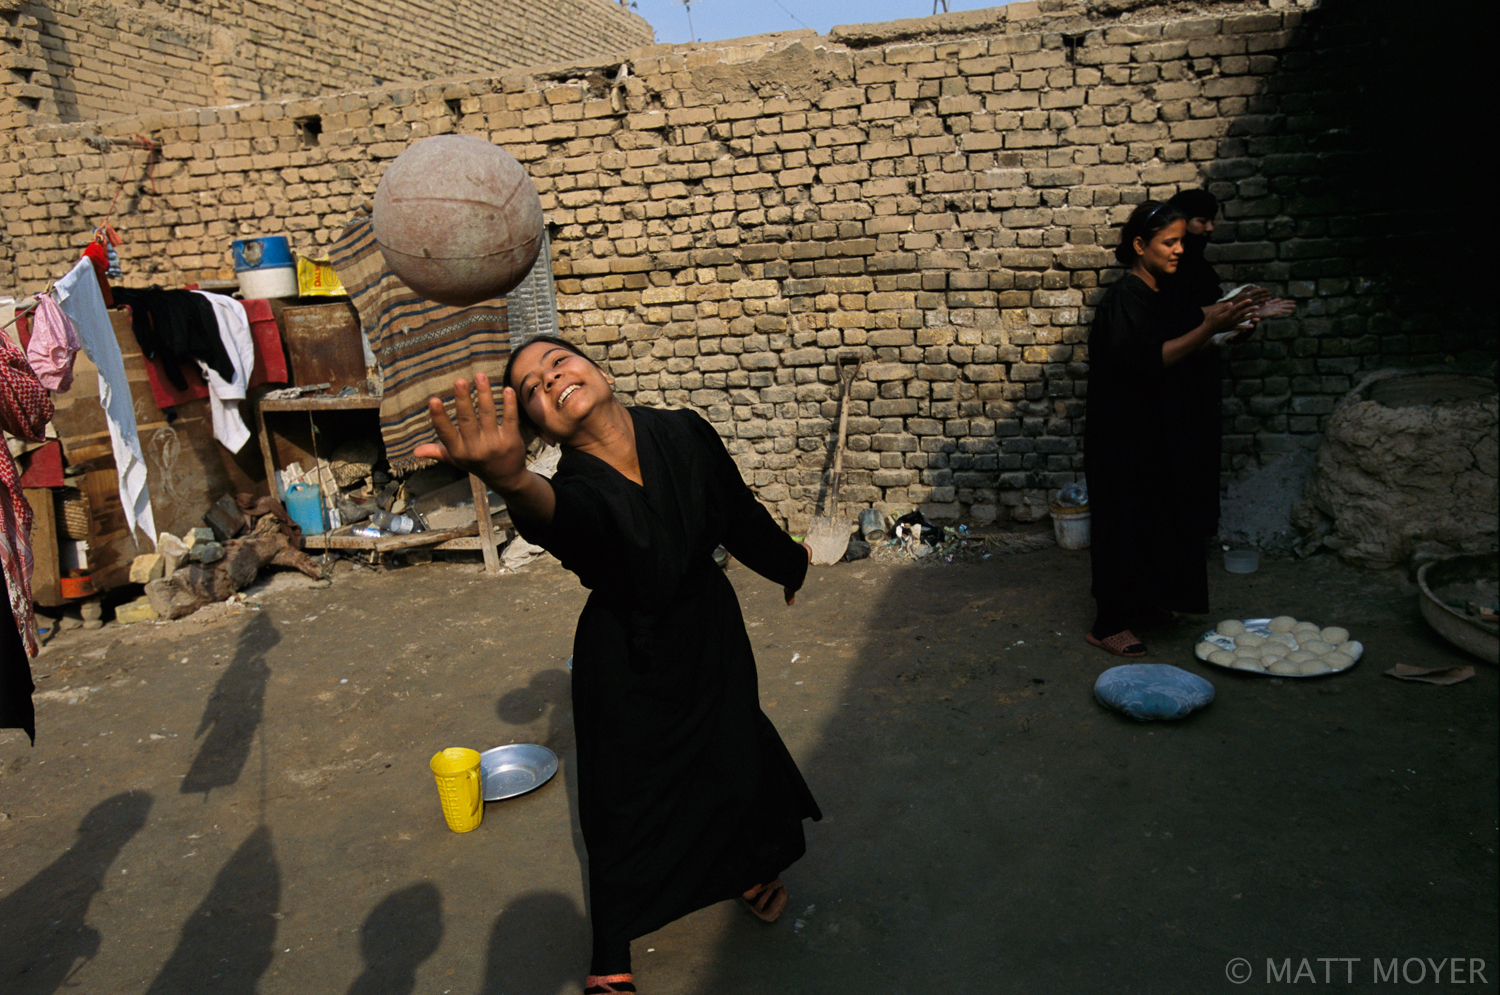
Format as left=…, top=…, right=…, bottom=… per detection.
left=1088, top=274, right=1166, bottom=388
left=684, top=412, right=808, bottom=596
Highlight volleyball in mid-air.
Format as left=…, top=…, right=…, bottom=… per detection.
left=372, top=135, right=544, bottom=307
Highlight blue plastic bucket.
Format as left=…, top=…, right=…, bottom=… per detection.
left=232, top=236, right=294, bottom=272
left=285, top=482, right=325, bottom=535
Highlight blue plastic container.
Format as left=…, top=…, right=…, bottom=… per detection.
left=232, top=236, right=294, bottom=272
left=232, top=236, right=299, bottom=298
left=285, top=482, right=325, bottom=535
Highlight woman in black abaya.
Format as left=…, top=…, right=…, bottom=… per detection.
left=1083, top=202, right=1260, bottom=657
left=1162, top=188, right=1294, bottom=539
left=417, top=336, right=819, bottom=995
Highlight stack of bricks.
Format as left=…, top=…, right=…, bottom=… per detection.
left=2, top=0, right=55, bottom=131
left=0, top=0, right=652, bottom=130
left=2, top=0, right=1484, bottom=528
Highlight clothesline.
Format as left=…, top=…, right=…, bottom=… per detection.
left=1, top=295, right=45, bottom=333
left=4, top=228, right=118, bottom=333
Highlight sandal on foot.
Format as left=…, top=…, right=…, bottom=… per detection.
left=742, top=878, right=788, bottom=922
left=585, top=975, right=636, bottom=994
left=1086, top=630, right=1147, bottom=658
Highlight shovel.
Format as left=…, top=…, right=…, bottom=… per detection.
left=806, top=355, right=861, bottom=565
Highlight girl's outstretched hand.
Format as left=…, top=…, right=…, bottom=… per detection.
left=414, top=373, right=529, bottom=492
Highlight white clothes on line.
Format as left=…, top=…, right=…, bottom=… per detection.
left=191, top=291, right=254, bottom=453
left=54, top=259, right=157, bottom=550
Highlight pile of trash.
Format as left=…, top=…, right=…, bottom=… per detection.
left=851, top=510, right=1055, bottom=566
left=122, top=494, right=324, bottom=621
left=276, top=435, right=423, bottom=537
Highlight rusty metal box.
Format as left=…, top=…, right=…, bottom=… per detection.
left=277, top=301, right=367, bottom=391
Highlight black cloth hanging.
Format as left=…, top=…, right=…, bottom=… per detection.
left=0, top=590, right=35, bottom=744
left=516, top=406, right=819, bottom=949
left=114, top=288, right=235, bottom=390
left=1084, top=272, right=1213, bottom=617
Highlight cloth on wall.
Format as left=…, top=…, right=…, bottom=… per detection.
left=140, top=298, right=288, bottom=411
left=191, top=291, right=254, bottom=453
left=54, top=258, right=157, bottom=549
left=328, top=205, right=510, bottom=472
left=113, top=288, right=235, bottom=391
left=80, top=240, right=116, bottom=307
left=24, top=295, right=81, bottom=392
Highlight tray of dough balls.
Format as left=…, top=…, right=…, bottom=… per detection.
left=1195, top=617, right=1363, bottom=677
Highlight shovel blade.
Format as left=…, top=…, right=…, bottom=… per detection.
left=806, top=516, right=850, bottom=565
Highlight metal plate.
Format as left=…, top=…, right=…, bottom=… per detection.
left=479, top=744, right=558, bottom=802
left=1196, top=618, right=1362, bottom=677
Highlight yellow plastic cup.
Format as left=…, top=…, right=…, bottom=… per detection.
left=429, top=747, right=484, bottom=833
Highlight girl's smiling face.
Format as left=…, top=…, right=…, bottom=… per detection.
left=508, top=341, right=614, bottom=443
left=1133, top=219, right=1187, bottom=284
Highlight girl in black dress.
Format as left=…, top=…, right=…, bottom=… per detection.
left=1083, top=202, right=1260, bottom=657
left=417, top=336, right=819, bottom=994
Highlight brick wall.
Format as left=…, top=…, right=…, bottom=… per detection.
left=2, top=0, right=1490, bottom=528
left=0, top=0, right=652, bottom=130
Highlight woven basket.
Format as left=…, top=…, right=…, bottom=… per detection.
left=58, top=489, right=90, bottom=539
left=330, top=437, right=382, bottom=489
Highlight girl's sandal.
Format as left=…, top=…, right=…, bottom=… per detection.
left=1085, top=630, right=1147, bottom=658
left=585, top=975, right=636, bottom=994
left=742, top=878, right=788, bottom=922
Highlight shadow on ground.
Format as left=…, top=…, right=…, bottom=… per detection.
left=0, top=792, right=153, bottom=994
left=681, top=550, right=1499, bottom=995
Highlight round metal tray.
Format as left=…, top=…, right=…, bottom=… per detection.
left=479, top=744, right=559, bottom=801
left=1196, top=618, right=1361, bottom=677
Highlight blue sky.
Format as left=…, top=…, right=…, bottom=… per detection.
left=627, top=0, right=1012, bottom=46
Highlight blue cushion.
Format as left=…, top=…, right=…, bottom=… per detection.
left=1094, top=664, right=1215, bottom=721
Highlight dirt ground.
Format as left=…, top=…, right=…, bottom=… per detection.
left=1, top=541, right=1496, bottom=995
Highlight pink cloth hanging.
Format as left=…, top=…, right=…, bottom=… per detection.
left=23, top=295, right=81, bottom=392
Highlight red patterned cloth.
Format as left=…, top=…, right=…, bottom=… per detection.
left=0, top=333, right=54, bottom=656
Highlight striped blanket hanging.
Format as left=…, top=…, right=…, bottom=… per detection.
left=328, top=205, right=511, bottom=473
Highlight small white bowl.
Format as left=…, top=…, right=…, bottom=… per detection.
left=1224, top=549, right=1260, bottom=574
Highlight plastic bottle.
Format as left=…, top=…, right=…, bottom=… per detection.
left=370, top=510, right=419, bottom=534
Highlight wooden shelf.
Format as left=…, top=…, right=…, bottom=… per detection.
left=303, top=514, right=513, bottom=552
left=256, top=396, right=505, bottom=572
left=259, top=394, right=382, bottom=412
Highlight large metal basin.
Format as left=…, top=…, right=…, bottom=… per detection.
left=1417, top=553, right=1499, bottom=664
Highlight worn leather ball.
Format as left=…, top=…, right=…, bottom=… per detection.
left=373, top=135, right=543, bottom=306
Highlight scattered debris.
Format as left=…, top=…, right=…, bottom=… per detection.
left=867, top=519, right=1055, bottom=565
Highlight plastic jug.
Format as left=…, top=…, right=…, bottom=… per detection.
left=429, top=748, right=483, bottom=832
left=285, top=482, right=325, bottom=535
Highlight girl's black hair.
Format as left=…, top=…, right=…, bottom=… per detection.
left=1114, top=200, right=1187, bottom=266
left=500, top=334, right=600, bottom=437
